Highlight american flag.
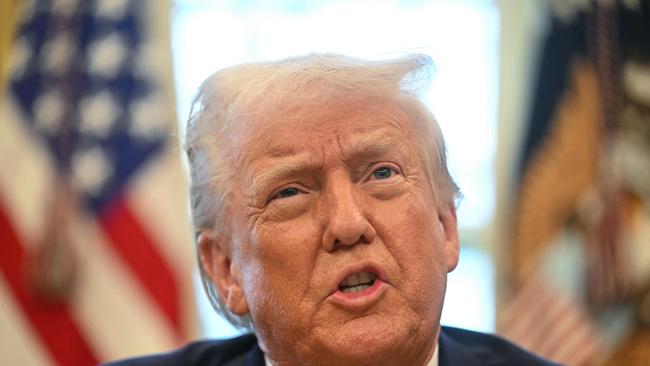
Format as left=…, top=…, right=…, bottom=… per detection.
left=497, top=6, right=612, bottom=364
left=500, top=274, right=603, bottom=365
left=0, top=1, right=198, bottom=364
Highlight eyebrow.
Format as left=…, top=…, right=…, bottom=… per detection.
left=247, top=130, right=408, bottom=195
left=247, top=152, right=320, bottom=196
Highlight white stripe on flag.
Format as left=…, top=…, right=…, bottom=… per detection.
left=0, top=97, right=55, bottom=249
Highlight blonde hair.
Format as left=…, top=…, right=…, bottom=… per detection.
left=185, top=53, right=459, bottom=331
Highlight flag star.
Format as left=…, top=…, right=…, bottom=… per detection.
left=80, top=91, right=120, bottom=138
left=129, top=94, right=169, bottom=140
left=52, top=0, right=79, bottom=16
left=72, top=146, right=113, bottom=196
left=34, top=89, right=65, bottom=134
left=88, top=33, right=126, bottom=77
left=9, top=36, right=32, bottom=78
left=41, top=32, right=74, bottom=74
left=96, top=0, right=129, bottom=20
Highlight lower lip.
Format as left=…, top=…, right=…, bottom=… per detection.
left=328, top=279, right=387, bottom=309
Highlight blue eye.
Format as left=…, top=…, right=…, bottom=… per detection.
left=275, top=187, right=300, bottom=199
left=372, top=167, right=393, bottom=180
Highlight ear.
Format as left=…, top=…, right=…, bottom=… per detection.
left=438, top=204, right=460, bottom=272
left=198, top=231, right=249, bottom=315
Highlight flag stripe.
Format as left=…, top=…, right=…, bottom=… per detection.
left=100, top=196, right=181, bottom=337
left=70, top=213, right=178, bottom=361
left=126, top=148, right=194, bottom=275
left=502, top=279, right=550, bottom=342
left=536, top=303, right=581, bottom=356
left=521, top=286, right=572, bottom=352
left=500, top=277, right=604, bottom=365
left=553, top=319, right=600, bottom=363
left=0, top=201, right=98, bottom=366
left=0, top=277, right=53, bottom=366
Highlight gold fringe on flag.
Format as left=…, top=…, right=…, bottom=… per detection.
left=0, top=0, right=20, bottom=96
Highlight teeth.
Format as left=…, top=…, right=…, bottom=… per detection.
left=341, top=284, right=372, bottom=293
left=339, top=271, right=377, bottom=292
left=343, top=273, right=359, bottom=286
left=358, top=271, right=372, bottom=284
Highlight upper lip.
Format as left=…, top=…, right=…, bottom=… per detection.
left=329, top=261, right=389, bottom=295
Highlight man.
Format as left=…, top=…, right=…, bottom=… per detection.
left=109, top=54, right=559, bottom=365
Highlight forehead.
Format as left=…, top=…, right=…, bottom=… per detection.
left=236, top=96, right=416, bottom=160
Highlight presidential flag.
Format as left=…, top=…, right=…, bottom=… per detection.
left=0, top=1, right=198, bottom=364
left=500, top=2, right=650, bottom=365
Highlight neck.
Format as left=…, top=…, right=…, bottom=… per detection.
left=264, top=327, right=440, bottom=366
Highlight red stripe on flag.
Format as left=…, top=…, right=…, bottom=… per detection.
left=100, top=196, right=181, bottom=338
left=0, top=202, right=98, bottom=366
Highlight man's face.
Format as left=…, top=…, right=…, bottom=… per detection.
left=202, top=96, right=459, bottom=366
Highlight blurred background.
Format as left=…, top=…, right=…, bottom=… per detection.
left=0, top=0, right=648, bottom=365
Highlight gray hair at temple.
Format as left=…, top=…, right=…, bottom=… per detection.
left=184, top=53, right=460, bottom=330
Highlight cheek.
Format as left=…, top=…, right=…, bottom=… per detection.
left=238, top=217, right=321, bottom=320
left=376, top=189, right=448, bottom=300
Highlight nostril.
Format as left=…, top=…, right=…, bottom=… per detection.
left=333, top=233, right=368, bottom=249
left=322, top=213, right=376, bottom=251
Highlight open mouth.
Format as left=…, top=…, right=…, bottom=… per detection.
left=338, top=271, right=377, bottom=294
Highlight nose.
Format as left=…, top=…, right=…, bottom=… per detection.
left=321, top=173, right=376, bottom=251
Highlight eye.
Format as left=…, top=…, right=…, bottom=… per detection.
left=371, top=166, right=395, bottom=180
left=272, top=187, right=301, bottom=200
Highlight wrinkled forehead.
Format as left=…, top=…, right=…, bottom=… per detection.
left=235, top=94, right=418, bottom=156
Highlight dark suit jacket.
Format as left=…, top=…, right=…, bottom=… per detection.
left=105, top=326, right=562, bottom=366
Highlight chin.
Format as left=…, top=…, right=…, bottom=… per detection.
left=312, top=313, right=427, bottom=366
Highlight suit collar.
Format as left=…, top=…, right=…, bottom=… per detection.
left=244, top=342, right=266, bottom=366
left=221, top=335, right=265, bottom=366
left=438, top=327, right=482, bottom=366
